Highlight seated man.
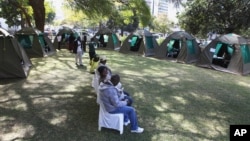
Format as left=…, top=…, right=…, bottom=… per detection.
left=99, top=74, right=144, bottom=133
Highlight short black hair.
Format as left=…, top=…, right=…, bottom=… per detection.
left=97, top=66, right=107, bottom=74
left=111, top=74, right=120, bottom=85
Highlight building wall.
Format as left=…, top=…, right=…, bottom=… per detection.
left=158, top=0, right=168, bottom=15
left=145, top=0, right=169, bottom=16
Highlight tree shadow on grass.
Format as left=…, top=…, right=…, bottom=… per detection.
left=0, top=83, right=99, bottom=141
left=120, top=72, right=250, bottom=141
left=1, top=49, right=250, bottom=141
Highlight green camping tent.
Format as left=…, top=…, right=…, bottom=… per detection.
left=15, top=27, right=56, bottom=58
left=93, top=27, right=120, bottom=50
left=196, top=33, right=250, bottom=75
left=0, top=28, right=32, bottom=78
left=53, top=27, right=76, bottom=50
left=119, top=29, right=159, bottom=56
left=155, top=31, right=200, bottom=63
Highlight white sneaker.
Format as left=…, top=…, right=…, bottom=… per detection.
left=124, top=120, right=130, bottom=126
left=131, top=127, right=144, bottom=133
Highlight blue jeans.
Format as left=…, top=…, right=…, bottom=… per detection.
left=110, top=106, right=138, bottom=130
left=123, top=91, right=133, bottom=106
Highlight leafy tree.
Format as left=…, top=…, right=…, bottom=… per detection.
left=44, top=1, right=56, bottom=24
left=66, top=0, right=113, bottom=20
left=179, top=0, right=250, bottom=36
left=0, top=0, right=54, bottom=31
left=0, top=0, right=33, bottom=28
left=67, top=0, right=151, bottom=32
left=152, top=14, right=170, bottom=35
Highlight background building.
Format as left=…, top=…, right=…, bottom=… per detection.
left=145, top=0, right=169, bottom=16
left=158, top=0, right=169, bottom=15
left=145, top=0, right=181, bottom=23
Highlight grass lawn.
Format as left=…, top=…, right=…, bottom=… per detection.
left=0, top=49, right=250, bottom=141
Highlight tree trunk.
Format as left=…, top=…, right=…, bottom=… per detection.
left=29, top=0, right=45, bottom=32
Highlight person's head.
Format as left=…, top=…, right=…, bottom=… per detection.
left=111, top=74, right=120, bottom=86
left=93, top=54, right=100, bottom=62
left=97, top=66, right=108, bottom=78
left=100, top=56, right=107, bottom=64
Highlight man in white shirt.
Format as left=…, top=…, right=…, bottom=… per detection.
left=73, top=37, right=84, bottom=66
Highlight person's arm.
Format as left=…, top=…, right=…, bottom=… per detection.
left=109, top=88, right=127, bottom=107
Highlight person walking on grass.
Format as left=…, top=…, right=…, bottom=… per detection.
left=73, top=37, right=84, bottom=66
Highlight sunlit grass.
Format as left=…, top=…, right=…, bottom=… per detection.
left=0, top=49, right=250, bottom=141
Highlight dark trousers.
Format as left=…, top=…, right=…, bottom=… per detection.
left=89, top=52, right=96, bottom=61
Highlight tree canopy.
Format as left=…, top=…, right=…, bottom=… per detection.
left=0, top=0, right=152, bottom=32
left=178, top=0, right=250, bottom=36
left=0, top=0, right=55, bottom=31
left=66, top=0, right=151, bottom=32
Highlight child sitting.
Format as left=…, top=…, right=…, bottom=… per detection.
left=115, top=82, right=133, bottom=106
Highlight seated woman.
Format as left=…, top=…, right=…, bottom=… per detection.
left=99, top=74, right=144, bottom=133
left=97, top=66, right=133, bottom=106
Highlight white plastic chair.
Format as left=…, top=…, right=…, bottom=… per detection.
left=98, top=102, right=124, bottom=134
left=91, top=72, right=99, bottom=94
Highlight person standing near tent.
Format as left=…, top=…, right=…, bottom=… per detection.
left=73, top=36, right=84, bottom=66
left=88, top=38, right=96, bottom=62
left=57, top=35, right=62, bottom=50
left=68, top=33, right=75, bottom=52
left=82, top=35, right=87, bottom=52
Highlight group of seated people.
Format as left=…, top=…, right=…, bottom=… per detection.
left=91, top=56, right=144, bottom=133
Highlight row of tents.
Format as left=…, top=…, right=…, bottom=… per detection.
left=1, top=25, right=250, bottom=77
left=0, top=26, right=114, bottom=79
left=52, top=27, right=121, bottom=51
left=0, top=27, right=57, bottom=79
left=90, top=28, right=250, bottom=75
left=119, top=30, right=250, bottom=75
